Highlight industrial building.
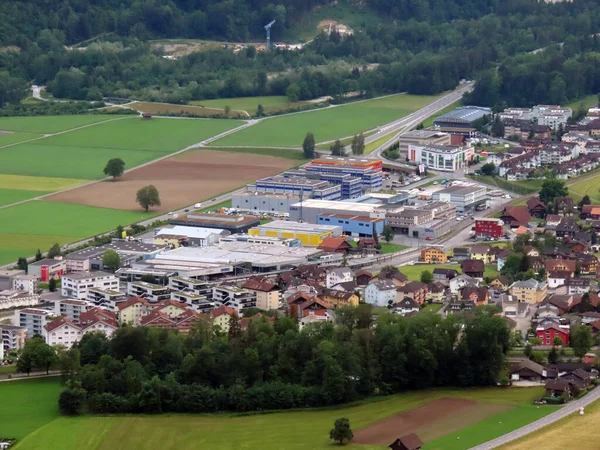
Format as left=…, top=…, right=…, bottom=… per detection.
left=220, top=234, right=301, bottom=247
left=152, top=225, right=229, bottom=247
left=305, top=156, right=383, bottom=191
left=317, top=213, right=385, bottom=237
left=248, top=175, right=341, bottom=200
left=289, top=199, right=385, bottom=224
left=65, top=240, right=167, bottom=272
left=170, top=213, right=260, bottom=233
left=397, top=130, right=451, bottom=155
left=248, top=220, right=342, bottom=246
left=432, top=185, right=488, bottom=212
left=284, top=169, right=362, bottom=199
left=28, top=258, right=66, bottom=282
left=433, top=106, right=492, bottom=136
left=407, top=144, right=475, bottom=171
left=385, top=201, right=457, bottom=238
left=232, top=192, right=297, bottom=213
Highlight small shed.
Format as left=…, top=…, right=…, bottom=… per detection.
left=142, top=113, right=153, bottom=120
left=389, top=433, right=424, bottom=450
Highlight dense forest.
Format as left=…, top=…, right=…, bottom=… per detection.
left=55, top=307, right=509, bottom=415
left=1, top=0, right=600, bottom=107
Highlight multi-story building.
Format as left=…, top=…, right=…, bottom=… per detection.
left=397, top=130, right=451, bottom=155
left=212, top=285, right=256, bottom=312
left=117, top=297, right=153, bottom=326
left=305, top=157, right=383, bottom=192
left=61, top=271, right=119, bottom=300
left=248, top=220, right=342, bottom=246
left=169, top=277, right=216, bottom=299
left=27, top=258, right=66, bottom=282
left=11, top=275, right=38, bottom=295
left=537, top=320, right=570, bottom=346
left=86, top=287, right=126, bottom=311
left=55, top=299, right=89, bottom=321
left=43, top=309, right=118, bottom=348
left=241, top=277, right=281, bottom=310
left=317, top=213, right=384, bottom=238
left=170, top=291, right=214, bottom=313
left=539, top=143, right=579, bottom=165
left=153, top=226, right=228, bottom=248
left=420, top=247, right=447, bottom=264
left=0, top=324, right=27, bottom=359
left=13, top=308, right=51, bottom=338
left=65, top=240, right=167, bottom=272
left=538, top=112, right=572, bottom=130
left=284, top=169, right=363, bottom=199
left=475, top=218, right=504, bottom=239
left=407, top=144, right=475, bottom=171
left=289, top=199, right=384, bottom=224
left=127, top=281, right=170, bottom=302
left=498, top=108, right=533, bottom=121
left=0, top=290, right=40, bottom=310
left=509, top=279, right=548, bottom=304
left=210, top=305, right=237, bottom=333
left=432, top=185, right=488, bottom=212
left=247, top=175, right=341, bottom=200
left=364, top=279, right=397, bottom=307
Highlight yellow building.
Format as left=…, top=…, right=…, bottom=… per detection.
left=117, top=298, right=152, bottom=326
left=157, top=301, right=188, bottom=318
left=509, top=279, right=548, bottom=304
left=248, top=220, right=341, bottom=247
left=420, top=247, right=447, bottom=264
left=321, top=289, right=359, bottom=308
left=210, top=305, right=237, bottom=332
left=242, top=277, right=281, bottom=311
left=469, top=245, right=496, bottom=264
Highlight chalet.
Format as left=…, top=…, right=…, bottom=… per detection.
left=580, top=204, right=600, bottom=220
left=433, top=267, right=458, bottom=281
left=509, top=360, right=545, bottom=383
left=296, top=265, right=327, bottom=283
left=355, top=270, right=373, bottom=286
left=567, top=239, right=588, bottom=253
left=545, top=259, right=576, bottom=276
left=448, top=300, right=475, bottom=311
left=537, top=303, right=560, bottom=319
left=428, top=281, right=446, bottom=302
left=287, top=292, right=318, bottom=317
left=500, top=206, right=532, bottom=229
left=389, top=433, right=424, bottom=450
left=297, top=296, right=333, bottom=319
left=523, top=246, right=540, bottom=257
left=545, top=294, right=573, bottom=315
left=317, top=237, right=352, bottom=255
left=526, top=197, right=547, bottom=218
left=490, top=275, right=510, bottom=291
left=581, top=311, right=600, bottom=324
left=553, top=196, right=575, bottom=215
left=460, top=259, right=485, bottom=279
left=357, top=237, right=378, bottom=251
left=460, top=285, right=488, bottom=305
left=396, top=297, right=420, bottom=316
left=330, top=280, right=358, bottom=293
left=449, top=274, right=478, bottom=294
left=545, top=379, right=572, bottom=397
left=325, top=267, right=354, bottom=288
left=547, top=270, right=571, bottom=289
left=544, top=214, right=563, bottom=231
left=561, top=368, right=591, bottom=390
left=396, top=281, right=429, bottom=305
left=555, top=219, right=580, bottom=239
left=373, top=267, right=408, bottom=288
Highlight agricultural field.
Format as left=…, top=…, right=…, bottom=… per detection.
left=202, top=146, right=306, bottom=160
left=0, top=131, right=42, bottom=147
left=214, top=93, right=442, bottom=147
left=190, top=95, right=295, bottom=115
left=567, top=172, right=600, bottom=204
left=46, top=150, right=296, bottom=214
left=13, top=387, right=554, bottom=450
left=566, top=94, right=598, bottom=111
left=0, top=188, right=48, bottom=207
left=0, top=201, right=148, bottom=264
left=128, top=101, right=248, bottom=119
left=0, top=115, right=116, bottom=134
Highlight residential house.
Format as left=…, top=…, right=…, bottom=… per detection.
left=460, top=259, right=485, bottom=279
left=537, top=303, right=560, bottom=319
left=117, top=297, right=152, bottom=326
left=448, top=300, right=475, bottom=312
left=355, top=270, right=373, bottom=286
left=545, top=214, right=563, bottom=231
left=509, top=279, right=548, bottom=304
left=141, top=308, right=199, bottom=333
left=325, top=267, right=354, bottom=288
left=241, top=276, right=280, bottom=311
left=420, top=247, right=447, bottom=264
left=43, top=316, right=81, bottom=348
left=12, top=308, right=51, bottom=338
left=55, top=299, right=89, bottom=322
left=296, top=265, right=327, bottom=283
left=452, top=247, right=471, bottom=261
left=212, top=285, right=256, bottom=313
left=496, top=249, right=514, bottom=271
left=545, top=259, right=576, bottom=277
left=428, top=282, right=446, bottom=302
left=317, top=237, right=352, bottom=255
left=524, top=246, right=540, bottom=257
left=433, top=268, right=458, bottom=282
left=553, top=196, right=575, bottom=215
left=548, top=271, right=571, bottom=289
left=296, top=296, right=333, bottom=320
left=502, top=295, right=529, bottom=317
left=580, top=204, right=600, bottom=220
left=582, top=311, right=600, bottom=324
left=490, top=275, right=511, bottom=291
left=545, top=379, right=572, bottom=398
left=475, top=218, right=504, bottom=239
left=546, top=294, right=573, bottom=315
left=509, top=360, right=545, bottom=383
left=537, top=320, right=570, bottom=345
left=365, top=280, right=398, bottom=307
left=460, top=286, right=489, bottom=305
left=500, top=206, right=532, bottom=229
left=372, top=268, right=408, bottom=288
left=564, top=278, right=590, bottom=296
left=0, top=324, right=27, bottom=357
left=449, top=274, right=478, bottom=294
left=555, top=219, right=580, bottom=239
left=61, top=271, right=119, bottom=300
left=330, top=280, right=358, bottom=293
left=526, top=197, right=547, bottom=218
left=389, top=433, right=424, bottom=450
left=396, top=281, right=429, bottom=305
left=577, top=254, right=598, bottom=275
left=210, top=305, right=237, bottom=333
left=78, top=308, right=118, bottom=337
left=395, top=297, right=420, bottom=316
left=321, top=288, right=359, bottom=308
left=561, top=368, right=591, bottom=391
left=357, top=238, right=378, bottom=252
left=469, top=246, right=496, bottom=264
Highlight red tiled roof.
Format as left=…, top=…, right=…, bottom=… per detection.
left=141, top=310, right=176, bottom=327
left=242, top=276, right=279, bottom=292
left=501, top=206, right=532, bottom=227
left=157, top=299, right=189, bottom=310
left=44, top=316, right=80, bottom=333
left=117, top=297, right=150, bottom=311
left=210, top=305, right=237, bottom=318
left=317, top=237, right=352, bottom=252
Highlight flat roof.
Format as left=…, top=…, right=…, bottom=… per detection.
left=63, top=271, right=114, bottom=280
left=252, top=220, right=341, bottom=233
left=435, top=106, right=492, bottom=123
left=318, top=213, right=384, bottom=223
left=0, top=270, right=25, bottom=277
left=255, top=176, right=329, bottom=186
left=67, top=241, right=166, bottom=260
left=313, top=156, right=381, bottom=163
left=29, top=258, right=65, bottom=266
left=435, top=185, right=485, bottom=195
left=290, top=199, right=382, bottom=212
left=234, top=192, right=294, bottom=200
left=157, top=225, right=226, bottom=239
left=400, top=130, right=448, bottom=139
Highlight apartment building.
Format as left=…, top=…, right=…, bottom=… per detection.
left=212, top=285, right=256, bottom=313
left=0, top=324, right=27, bottom=359
left=55, top=299, right=89, bottom=321
left=61, top=271, right=119, bottom=300
left=13, top=308, right=51, bottom=337
left=127, top=281, right=170, bottom=302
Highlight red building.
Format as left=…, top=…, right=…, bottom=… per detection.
left=475, top=218, right=504, bottom=239
left=537, top=322, right=570, bottom=346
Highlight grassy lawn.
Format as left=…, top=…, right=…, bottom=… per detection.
left=380, top=243, right=410, bottom=254
left=214, top=94, right=442, bottom=148
left=468, top=175, right=543, bottom=194
left=400, top=263, right=497, bottom=280
left=0, top=188, right=48, bottom=207
left=129, top=101, right=244, bottom=118
left=202, top=146, right=307, bottom=160
left=0, top=132, right=41, bottom=147
left=0, top=378, right=63, bottom=440
left=499, top=397, right=600, bottom=450
left=0, top=364, right=17, bottom=373
left=422, top=303, right=443, bottom=313
left=0, top=201, right=150, bottom=264
left=0, top=115, right=116, bottom=134
left=191, top=96, right=294, bottom=115
left=364, top=130, right=398, bottom=154
left=567, top=173, right=600, bottom=204
left=15, top=387, right=547, bottom=450
left=566, top=94, right=598, bottom=110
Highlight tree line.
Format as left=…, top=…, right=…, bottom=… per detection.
left=57, top=306, right=509, bottom=415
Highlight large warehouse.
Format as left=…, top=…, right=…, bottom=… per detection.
left=433, top=106, right=492, bottom=135
left=432, top=185, right=488, bottom=212
left=248, top=220, right=342, bottom=246
left=289, top=199, right=385, bottom=224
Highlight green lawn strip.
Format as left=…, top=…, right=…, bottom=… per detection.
left=468, top=175, right=543, bottom=194
left=380, top=243, right=410, bottom=254
left=14, top=387, right=543, bottom=450
left=190, top=96, right=291, bottom=114
left=0, top=132, right=42, bottom=147
left=399, top=263, right=497, bottom=280
left=0, top=378, right=63, bottom=440
left=423, top=404, right=560, bottom=450
left=0, top=233, right=82, bottom=266
left=215, top=94, right=442, bottom=147
left=422, top=303, right=443, bottom=313
left=0, top=365, right=17, bottom=373
left=0, top=115, right=119, bottom=134
left=202, top=146, right=307, bottom=160
left=364, top=131, right=398, bottom=154
left=0, top=175, right=89, bottom=192
left=35, top=117, right=243, bottom=153
left=0, top=188, right=49, bottom=206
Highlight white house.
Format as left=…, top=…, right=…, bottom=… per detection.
left=395, top=297, right=420, bottom=316
left=61, top=271, right=119, bottom=300
left=547, top=271, right=570, bottom=289
left=364, top=279, right=397, bottom=307
left=325, top=267, right=354, bottom=289
left=43, top=316, right=82, bottom=348
left=449, top=274, right=478, bottom=295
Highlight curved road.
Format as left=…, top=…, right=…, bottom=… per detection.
left=468, top=388, right=600, bottom=449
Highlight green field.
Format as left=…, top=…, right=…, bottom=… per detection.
left=0, top=378, right=63, bottom=440
left=191, top=96, right=292, bottom=114
left=566, top=94, right=598, bottom=110
left=568, top=172, right=600, bottom=204
left=0, top=175, right=88, bottom=191
left=0, top=115, right=116, bottom=134
left=14, top=386, right=550, bottom=450
left=0, top=201, right=149, bottom=264
left=468, top=175, right=543, bottom=194
left=203, top=146, right=307, bottom=160
left=214, top=94, right=442, bottom=147
left=0, top=131, right=41, bottom=147
left=380, top=243, right=410, bottom=254
left=0, top=188, right=48, bottom=206
left=364, top=131, right=397, bottom=154
left=399, top=263, right=498, bottom=280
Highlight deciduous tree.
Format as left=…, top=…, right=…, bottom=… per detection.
left=136, top=185, right=161, bottom=212
left=302, top=132, right=316, bottom=159
left=571, top=324, right=593, bottom=359
left=330, top=418, right=353, bottom=445
left=102, top=249, right=121, bottom=272
left=103, top=158, right=125, bottom=180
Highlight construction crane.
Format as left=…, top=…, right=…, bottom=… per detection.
left=264, top=20, right=276, bottom=49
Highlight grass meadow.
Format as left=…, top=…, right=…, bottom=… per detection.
left=0, top=174, right=88, bottom=191
left=0, top=131, right=42, bottom=147
left=190, top=95, right=293, bottom=114
left=214, top=94, right=442, bottom=147
left=0, top=188, right=48, bottom=206
left=13, top=386, right=550, bottom=450
left=398, top=263, right=499, bottom=281
left=202, top=146, right=307, bottom=160
left=0, top=115, right=116, bottom=134
left=567, top=172, right=600, bottom=204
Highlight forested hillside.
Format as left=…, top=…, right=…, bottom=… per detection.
left=1, top=0, right=600, bottom=108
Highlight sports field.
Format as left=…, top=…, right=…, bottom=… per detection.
left=214, top=94, right=442, bottom=147
left=13, top=385, right=553, bottom=450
